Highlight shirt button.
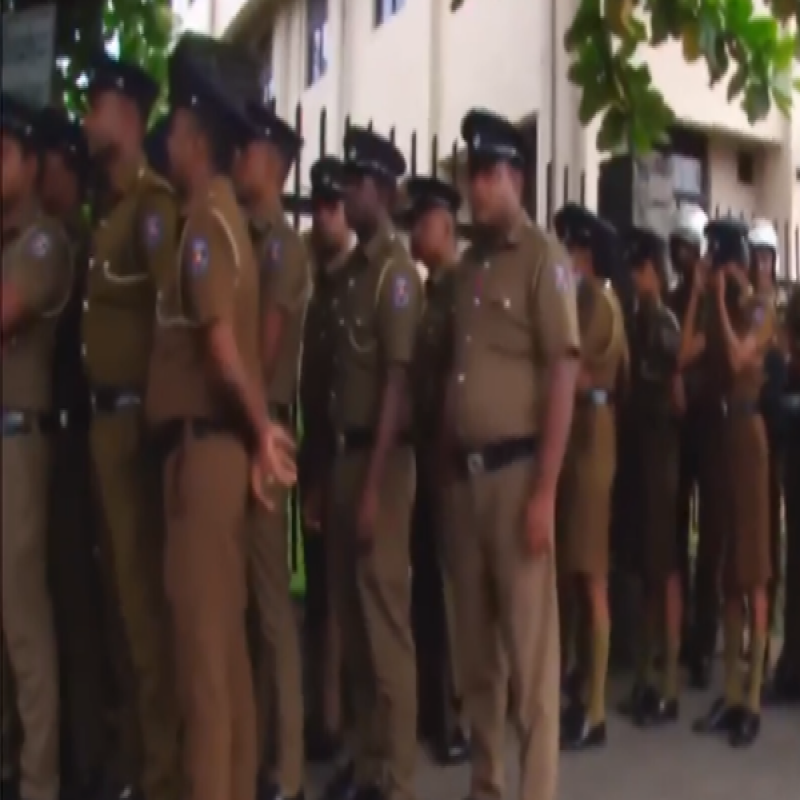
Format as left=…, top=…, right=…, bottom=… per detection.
left=457, top=373, right=465, bottom=383
left=81, top=345, right=87, bottom=357
left=473, top=298, right=480, bottom=307
left=83, top=300, right=89, bottom=312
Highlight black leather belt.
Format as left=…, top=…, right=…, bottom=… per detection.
left=456, top=435, right=538, bottom=477
left=90, top=387, right=141, bottom=414
left=576, top=388, right=614, bottom=407
left=269, top=402, right=293, bottom=426
left=152, top=418, right=246, bottom=458
left=1, top=409, right=57, bottom=436
left=334, top=428, right=413, bottom=454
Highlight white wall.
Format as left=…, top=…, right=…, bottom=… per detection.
left=172, top=0, right=213, bottom=34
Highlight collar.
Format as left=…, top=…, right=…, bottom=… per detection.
left=249, top=200, right=285, bottom=235
left=362, top=218, right=396, bottom=264
left=113, top=155, right=147, bottom=198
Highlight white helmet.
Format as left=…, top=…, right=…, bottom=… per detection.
left=749, top=218, right=780, bottom=275
left=671, top=203, right=708, bottom=254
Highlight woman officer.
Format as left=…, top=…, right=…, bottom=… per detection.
left=691, top=218, right=773, bottom=748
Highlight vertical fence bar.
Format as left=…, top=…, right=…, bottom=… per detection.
left=579, top=171, right=586, bottom=206
left=319, top=107, right=327, bottom=156
left=389, top=126, right=396, bottom=145
left=545, top=161, right=553, bottom=229
left=431, top=134, right=439, bottom=179
left=562, top=165, right=569, bottom=207
left=795, top=225, right=799, bottom=281
left=451, top=140, right=458, bottom=185
left=293, top=103, right=302, bottom=231
left=410, top=131, right=418, bottom=176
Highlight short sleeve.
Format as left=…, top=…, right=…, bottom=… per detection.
left=531, top=236, right=580, bottom=363
left=582, top=288, right=616, bottom=369
left=137, top=186, right=179, bottom=287
left=182, top=212, right=236, bottom=326
left=259, top=228, right=310, bottom=313
left=376, top=257, right=423, bottom=365
left=6, top=225, right=71, bottom=315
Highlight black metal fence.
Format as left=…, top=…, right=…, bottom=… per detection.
left=279, top=104, right=800, bottom=280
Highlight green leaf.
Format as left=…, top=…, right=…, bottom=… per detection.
left=745, top=15, right=779, bottom=49
left=743, top=81, right=773, bottom=120
left=773, top=33, right=797, bottom=72
left=723, top=0, right=755, bottom=35
left=578, top=83, right=609, bottom=124
left=596, top=108, right=628, bottom=152
left=773, top=87, right=792, bottom=115
left=727, top=65, right=749, bottom=100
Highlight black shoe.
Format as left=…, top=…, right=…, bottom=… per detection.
left=633, top=687, right=679, bottom=728
left=435, top=728, right=470, bottom=766
left=728, top=708, right=760, bottom=748
left=617, top=682, right=647, bottom=718
left=321, top=763, right=357, bottom=800
left=688, top=656, right=713, bottom=690
left=692, top=697, right=743, bottom=734
left=305, top=728, right=342, bottom=763
left=560, top=712, right=607, bottom=752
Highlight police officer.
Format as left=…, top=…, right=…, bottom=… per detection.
left=553, top=203, right=628, bottom=751
left=38, top=105, right=114, bottom=799
left=231, top=100, right=309, bottom=800
left=300, top=156, right=353, bottom=763
left=620, top=227, right=684, bottom=726
left=147, top=45, right=296, bottom=800
left=144, top=114, right=171, bottom=182
left=441, top=109, right=578, bottom=800
left=400, top=176, right=470, bottom=766
left=81, top=50, right=181, bottom=800
left=321, top=126, right=421, bottom=800
left=692, top=219, right=772, bottom=747
left=774, top=284, right=800, bottom=703
left=666, top=204, right=712, bottom=683
left=748, top=219, right=784, bottom=683
left=1, top=91, right=73, bottom=800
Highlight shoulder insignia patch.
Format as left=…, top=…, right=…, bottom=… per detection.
left=143, top=213, right=162, bottom=249
left=554, top=263, right=571, bottom=292
left=392, top=274, right=410, bottom=309
left=187, top=237, right=209, bottom=276
left=29, top=231, right=51, bottom=259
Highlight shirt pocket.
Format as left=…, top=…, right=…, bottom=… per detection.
left=482, top=281, right=531, bottom=358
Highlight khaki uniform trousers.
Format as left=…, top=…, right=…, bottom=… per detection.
left=447, top=458, right=559, bottom=800
left=163, top=430, right=256, bottom=800
left=247, top=497, right=304, bottom=795
left=328, top=448, right=417, bottom=800
left=2, top=432, right=60, bottom=800
left=89, top=412, right=179, bottom=800
left=48, top=427, right=111, bottom=788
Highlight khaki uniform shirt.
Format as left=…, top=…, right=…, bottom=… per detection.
left=249, top=208, right=312, bottom=405
left=146, top=176, right=262, bottom=424
left=447, top=214, right=580, bottom=446
left=329, top=221, right=423, bottom=431
left=577, top=277, right=628, bottom=392
left=724, top=289, right=774, bottom=406
left=2, top=208, right=73, bottom=411
left=82, top=159, right=177, bottom=390
left=413, top=266, right=458, bottom=439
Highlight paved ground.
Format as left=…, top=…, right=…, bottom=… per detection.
left=307, top=668, right=799, bottom=800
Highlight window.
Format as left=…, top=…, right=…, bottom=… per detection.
left=255, top=29, right=275, bottom=106
left=375, top=0, right=406, bottom=28
left=306, top=0, right=329, bottom=87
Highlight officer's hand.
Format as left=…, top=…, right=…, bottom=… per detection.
left=251, top=422, right=297, bottom=509
left=525, top=485, right=555, bottom=558
left=356, top=483, right=380, bottom=552
left=692, top=259, right=708, bottom=294
left=714, top=270, right=726, bottom=303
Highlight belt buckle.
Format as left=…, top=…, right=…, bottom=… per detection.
left=591, top=389, right=606, bottom=406
left=466, top=452, right=485, bottom=476
left=336, top=432, right=346, bottom=454
left=1, top=411, right=24, bottom=435
left=720, top=398, right=729, bottom=417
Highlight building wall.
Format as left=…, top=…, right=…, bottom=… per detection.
left=172, top=0, right=213, bottom=34
left=213, top=0, right=797, bottom=276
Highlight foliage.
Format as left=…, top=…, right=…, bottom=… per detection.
left=452, top=0, right=799, bottom=154
left=1, top=0, right=174, bottom=123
